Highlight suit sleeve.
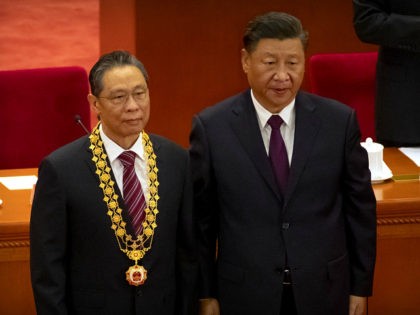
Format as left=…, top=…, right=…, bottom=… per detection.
left=343, top=110, right=377, bottom=296
left=353, top=0, right=420, bottom=52
left=189, top=115, right=219, bottom=299
left=30, top=158, right=68, bottom=315
left=175, top=151, right=199, bottom=315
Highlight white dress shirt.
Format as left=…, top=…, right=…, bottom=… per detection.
left=99, top=124, right=149, bottom=198
left=251, top=90, right=295, bottom=164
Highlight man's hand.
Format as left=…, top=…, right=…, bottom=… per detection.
left=349, top=295, right=367, bottom=315
left=199, top=298, right=220, bottom=315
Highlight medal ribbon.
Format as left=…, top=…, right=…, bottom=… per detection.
left=89, top=123, right=159, bottom=285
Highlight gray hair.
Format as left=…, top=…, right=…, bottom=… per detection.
left=89, top=50, right=149, bottom=96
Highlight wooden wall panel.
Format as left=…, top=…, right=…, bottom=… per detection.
left=100, top=0, right=137, bottom=55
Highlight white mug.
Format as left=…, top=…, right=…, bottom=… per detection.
left=361, top=137, right=384, bottom=179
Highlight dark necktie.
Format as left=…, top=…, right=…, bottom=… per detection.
left=267, top=115, right=289, bottom=193
left=118, top=151, right=146, bottom=236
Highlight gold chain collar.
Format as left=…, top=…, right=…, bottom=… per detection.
left=89, top=124, right=160, bottom=266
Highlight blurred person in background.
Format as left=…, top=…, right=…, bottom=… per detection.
left=353, top=0, right=420, bottom=147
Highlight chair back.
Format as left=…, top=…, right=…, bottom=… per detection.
left=308, top=52, right=378, bottom=141
left=0, top=66, right=91, bottom=169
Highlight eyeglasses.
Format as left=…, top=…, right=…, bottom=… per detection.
left=98, top=90, right=148, bottom=106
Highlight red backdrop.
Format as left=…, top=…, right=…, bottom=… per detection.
left=0, top=0, right=377, bottom=147
left=135, top=0, right=377, bottom=146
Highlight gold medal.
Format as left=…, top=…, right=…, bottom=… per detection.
left=126, top=264, right=147, bottom=286
left=89, top=124, right=159, bottom=286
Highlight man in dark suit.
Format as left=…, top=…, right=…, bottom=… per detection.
left=353, top=0, right=420, bottom=147
left=190, top=12, right=376, bottom=315
left=30, top=50, right=198, bottom=314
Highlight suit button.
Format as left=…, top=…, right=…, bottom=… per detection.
left=136, top=289, right=142, bottom=296
left=282, top=223, right=290, bottom=230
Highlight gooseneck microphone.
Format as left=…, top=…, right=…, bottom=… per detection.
left=74, top=114, right=90, bottom=135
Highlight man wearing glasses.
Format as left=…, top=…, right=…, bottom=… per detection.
left=30, top=50, right=198, bottom=315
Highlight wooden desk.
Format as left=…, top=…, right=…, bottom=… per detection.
left=0, top=150, right=419, bottom=314
left=0, top=168, right=37, bottom=315
left=370, top=149, right=420, bottom=314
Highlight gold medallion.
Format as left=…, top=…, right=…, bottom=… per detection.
left=89, top=124, right=159, bottom=286
left=126, top=264, right=147, bottom=286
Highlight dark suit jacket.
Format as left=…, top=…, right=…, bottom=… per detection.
left=30, top=134, right=198, bottom=315
left=189, top=90, right=376, bottom=315
left=353, top=0, right=420, bottom=146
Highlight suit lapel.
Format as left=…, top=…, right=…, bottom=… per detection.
left=82, top=133, right=136, bottom=234
left=149, top=134, right=162, bottom=162
left=83, top=137, right=98, bottom=179
left=283, top=92, right=321, bottom=206
left=229, top=90, right=282, bottom=201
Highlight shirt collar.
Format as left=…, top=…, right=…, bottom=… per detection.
left=99, top=124, right=145, bottom=163
left=251, top=89, right=295, bottom=129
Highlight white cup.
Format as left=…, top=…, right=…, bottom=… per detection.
left=361, top=137, right=384, bottom=179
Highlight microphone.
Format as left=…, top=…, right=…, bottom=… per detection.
left=74, top=114, right=90, bottom=135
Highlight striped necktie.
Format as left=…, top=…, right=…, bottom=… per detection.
left=118, top=151, right=146, bottom=236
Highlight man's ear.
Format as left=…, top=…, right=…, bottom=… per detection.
left=241, top=48, right=250, bottom=74
left=87, top=94, right=100, bottom=115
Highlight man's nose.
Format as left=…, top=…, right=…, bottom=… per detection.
left=273, top=65, right=290, bottom=81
